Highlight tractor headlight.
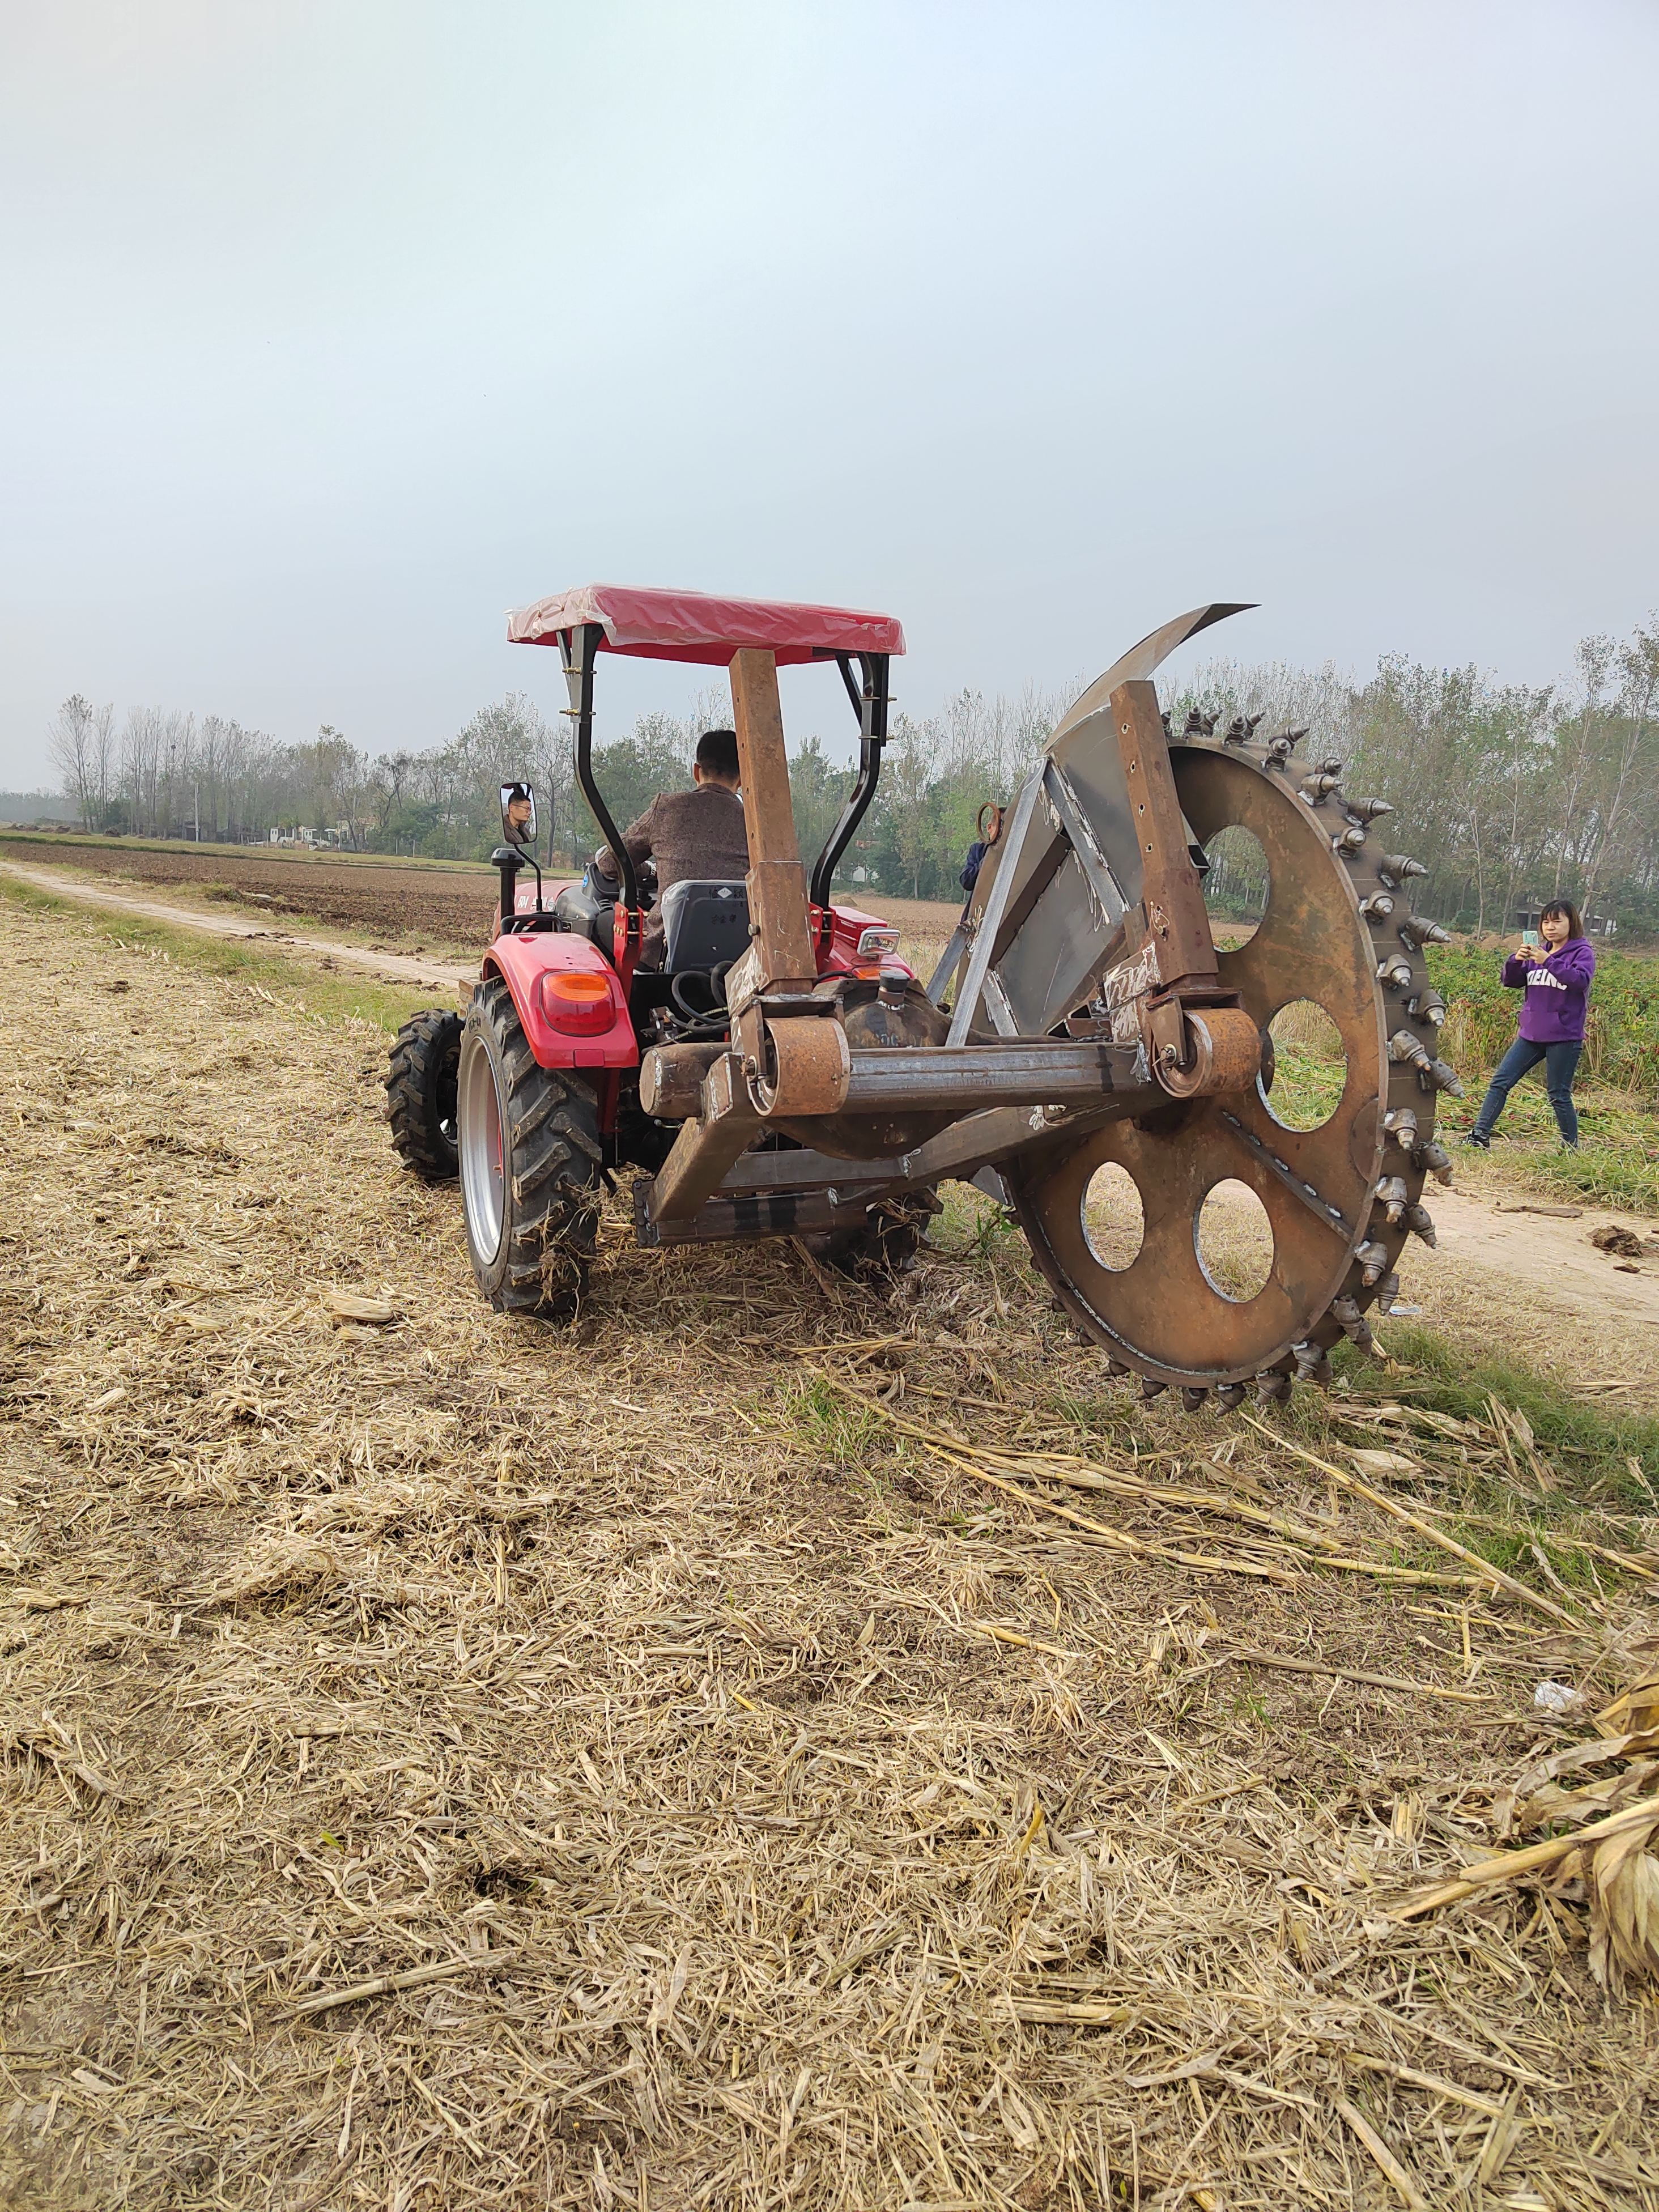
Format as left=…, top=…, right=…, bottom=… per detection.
left=856, top=926, right=901, bottom=957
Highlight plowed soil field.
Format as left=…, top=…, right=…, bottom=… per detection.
left=0, top=838, right=497, bottom=947
left=0, top=840, right=963, bottom=968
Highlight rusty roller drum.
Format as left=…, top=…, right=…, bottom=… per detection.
left=1005, top=737, right=1453, bottom=1403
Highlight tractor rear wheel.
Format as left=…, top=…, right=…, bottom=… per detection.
left=386, top=1009, right=463, bottom=1180
left=457, top=979, right=602, bottom=1318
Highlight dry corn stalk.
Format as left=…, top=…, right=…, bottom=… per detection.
left=321, top=1289, right=401, bottom=1326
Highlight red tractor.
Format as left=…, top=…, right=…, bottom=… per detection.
left=388, top=586, right=1456, bottom=1406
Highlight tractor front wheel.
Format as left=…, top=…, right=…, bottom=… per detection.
left=457, top=980, right=602, bottom=1318
left=387, top=1008, right=462, bottom=1180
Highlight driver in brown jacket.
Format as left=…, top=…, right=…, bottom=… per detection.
left=594, top=728, right=748, bottom=969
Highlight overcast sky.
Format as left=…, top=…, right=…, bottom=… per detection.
left=3, top=0, right=1656, bottom=785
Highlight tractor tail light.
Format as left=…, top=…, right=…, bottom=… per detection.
left=856, top=926, right=901, bottom=957
left=537, top=968, right=618, bottom=1035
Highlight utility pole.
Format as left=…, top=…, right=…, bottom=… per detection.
left=194, top=782, right=200, bottom=843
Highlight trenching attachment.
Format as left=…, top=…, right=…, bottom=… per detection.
left=996, top=650, right=1444, bottom=1414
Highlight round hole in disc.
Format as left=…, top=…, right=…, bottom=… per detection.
left=1194, top=1179, right=1275, bottom=1303
left=1260, top=999, right=1347, bottom=1132
left=1201, top=824, right=1269, bottom=948
left=1081, top=1160, right=1145, bottom=1271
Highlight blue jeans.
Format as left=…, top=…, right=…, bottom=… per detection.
left=1473, top=1037, right=1583, bottom=1145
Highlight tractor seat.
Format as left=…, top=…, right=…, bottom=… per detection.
left=658, top=878, right=750, bottom=974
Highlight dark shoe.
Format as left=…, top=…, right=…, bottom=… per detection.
left=1465, top=1130, right=1491, bottom=1150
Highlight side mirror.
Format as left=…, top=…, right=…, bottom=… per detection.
left=500, top=782, right=537, bottom=847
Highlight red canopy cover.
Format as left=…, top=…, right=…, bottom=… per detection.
left=506, top=583, right=905, bottom=666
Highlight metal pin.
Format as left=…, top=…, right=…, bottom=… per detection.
left=1356, top=1239, right=1390, bottom=1286
left=1140, top=1377, right=1168, bottom=1401
left=1359, top=891, right=1396, bottom=921
left=1398, top=915, right=1452, bottom=949
left=1293, top=1341, right=1334, bottom=1386
left=1348, top=797, right=1394, bottom=823
left=1300, top=772, right=1343, bottom=801
left=1404, top=1203, right=1437, bottom=1246
left=1388, top=1030, right=1430, bottom=1068
left=1255, top=1370, right=1292, bottom=1406
left=1381, top=855, right=1430, bottom=880
left=1376, top=1175, right=1410, bottom=1225
left=1180, top=1385, right=1209, bottom=1411
left=1420, top=1058, right=1464, bottom=1098
left=1377, top=956, right=1413, bottom=989
left=1407, top=987, right=1447, bottom=1026
left=1215, top=1382, right=1247, bottom=1411
left=1415, top=1139, right=1454, bottom=1185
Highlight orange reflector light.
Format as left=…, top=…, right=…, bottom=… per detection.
left=537, top=968, right=616, bottom=1035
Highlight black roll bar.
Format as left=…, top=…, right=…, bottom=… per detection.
left=558, top=622, right=641, bottom=911
left=809, top=650, right=890, bottom=909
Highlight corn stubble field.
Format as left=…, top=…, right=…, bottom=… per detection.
left=5, top=894, right=1659, bottom=2212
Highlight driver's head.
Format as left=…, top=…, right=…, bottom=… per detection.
left=692, top=729, right=740, bottom=789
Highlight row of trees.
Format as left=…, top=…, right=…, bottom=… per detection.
left=42, top=611, right=1659, bottom=932
left=46, top=697, right=373, bottom=848
left=1164, top=619, right=1659, bottom=933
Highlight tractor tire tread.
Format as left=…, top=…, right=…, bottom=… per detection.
left=386, top=1008, right=463, bottom=1182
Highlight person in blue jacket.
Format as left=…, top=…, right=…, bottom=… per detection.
left=1467, top=899, right=1596, bottom=1150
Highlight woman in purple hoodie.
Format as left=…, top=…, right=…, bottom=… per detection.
left=1467, top=899, right=1596, bottom=1151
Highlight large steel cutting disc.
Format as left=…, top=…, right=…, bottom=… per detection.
left=1006, top=743, right=1398, bottom=1388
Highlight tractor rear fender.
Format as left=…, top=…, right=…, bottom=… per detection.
left=480, top=932, right=639, bottom=1075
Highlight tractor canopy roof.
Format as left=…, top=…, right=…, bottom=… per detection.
left=505, top=583, right=905, bottom=667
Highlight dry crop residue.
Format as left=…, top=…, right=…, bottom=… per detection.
left=3, top=897, right=1658, bottom=2210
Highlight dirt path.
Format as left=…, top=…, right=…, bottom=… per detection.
left=8, top=856, right=1656, bottom=1382
left=0, top=858, right=475, bottom=996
